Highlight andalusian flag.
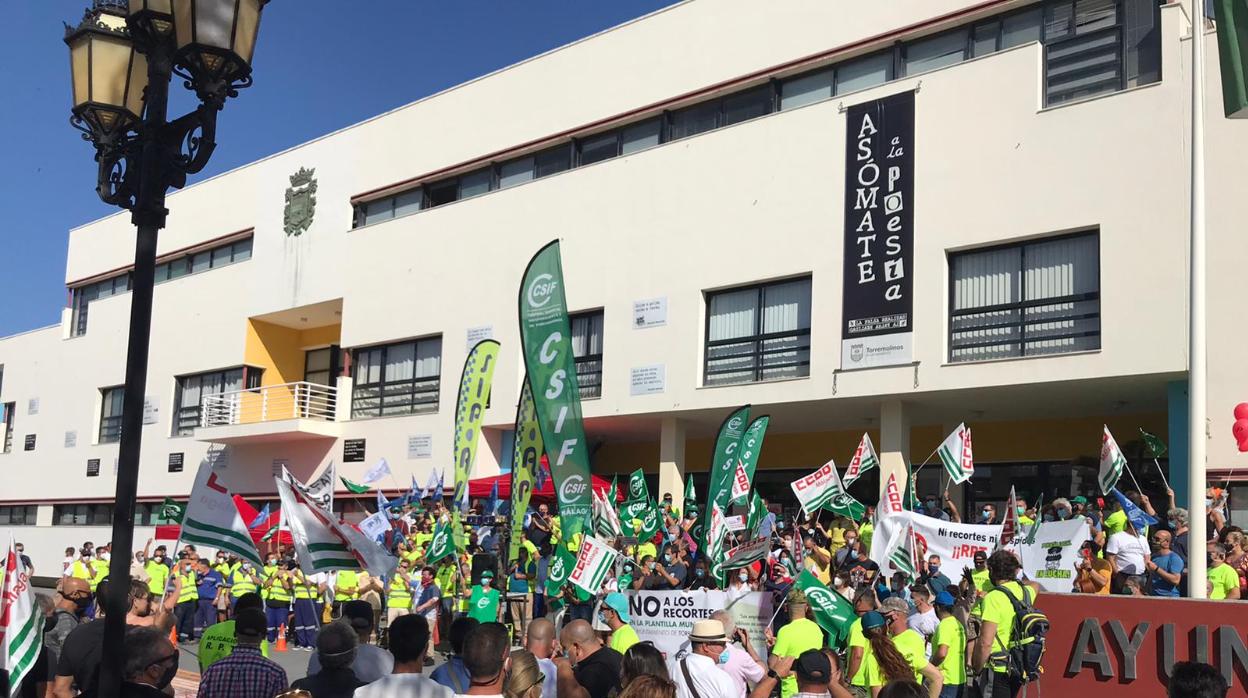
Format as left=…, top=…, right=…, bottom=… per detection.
left=276, top=473, right=397, bottom=576
left=885, top=522, right=920, bottom=580
left=340, top=477, right=370, bottom=494
left=794, top=571, right=856, bottom=646
left=842, top=433, right=879, bottom=487
left=1140, top=428, right=1167, bottom=459
left=1, top=536, right=41, bottom=697
left=1099, top=426, right=1128, bottom=495
left=568, top=536, right=617, bottom=596
left=937, top=424, right=974, bottom=484
left=182, top=461, right=263, bottom=567
left=425, top=520, right=455, bottom=565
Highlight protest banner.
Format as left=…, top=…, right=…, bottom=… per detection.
left=622, top=589, right=772, bottom=661
left=1016, top=518, right=1092, bottom=592
left=729, top=416, right=769, bottom=505
left=870, top=510, right=1002, bottom=580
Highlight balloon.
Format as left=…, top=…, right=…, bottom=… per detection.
left=1235, top=419, right=1248, bottom=450
left=1236, top=403, right=1248, bottom=421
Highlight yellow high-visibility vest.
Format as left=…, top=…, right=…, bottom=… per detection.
left=334, top=571, right=358, bottom=602
left=387, top=575, right=413, bottom=609
left=231, top=570, right=257, bottom=597
left=268, top=573, right=292, bottom=603
left=177, top=571, right=198, bottom=603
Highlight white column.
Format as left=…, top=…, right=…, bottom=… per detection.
left=1187, top=0, right=1208, bottom=598
left=879, top=400, right=911, bottom=503
left=659, top=417, right=687, bottom=511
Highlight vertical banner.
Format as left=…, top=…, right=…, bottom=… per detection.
left=729, top=416, right=770, bottom=505
left=508, top=379, right=543, bottom=563
left=519, top=241, right=593, bottom=541
left=452, top=339, right=501, bottom=512
left=841, top=90, right=915, bottom=369
left=702, top=405, right=751, bottom=546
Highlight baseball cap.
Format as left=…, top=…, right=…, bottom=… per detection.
left=934, top=590, right=956, bottom=607
left=481, top=570, right=495, bottom=580
left=879, top=597, right=909, bottom=615
left=1071, top=496, right=1088, bottom=505
left=342, top=600, right=374, bottom=630
left=795, top=649, right=831, bottom=682
left=235, top=608, right=267, bottom=639
left=603, top=592, right=631, bottom=623
left=861, top=611, right=886, bottom=630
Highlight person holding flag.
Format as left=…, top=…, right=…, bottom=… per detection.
left=766, top=587, right=825, bottom=698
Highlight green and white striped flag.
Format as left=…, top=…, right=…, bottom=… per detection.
left=708, top=502, right=729, bottom=582
left=181, top=461, right=263, bottom=567
left=425, top=520, right=455, bottom=565
left=937, top=424, right=974, bottom=485
left=568, top=535, right=617, bottom=596
left=721, top=537, right=770, bottom=570
left=1, top=536, right=41, bottom=697
left=593, top=489, right=622, bottom=539
left=1099, top=426, right=1128, bottom=495
left=842, top=433, right=880, bottom=487
left=276, top=472, right=397, bottom=577
left=791, top=460, right=866, bottom=521
left=885, top=521, right=919, bottom=581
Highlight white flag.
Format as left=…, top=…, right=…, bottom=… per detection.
left=1099, top=426, right=1128, bottom=495
left=276, top=473, right=397, bottom=578
left=362, top=458, right=391, bottom=484
left=358, top=511, right=392, bottom=543
left=182, top=461, right=262, bottom=567
left=877, top=471, right=906, bottom=521
left=0, top=536, right=41, bottom=697
left=302, top=461, right=336, bottom=511
left=721, top=537, right=771, bottom=570
left=937, top=424, right=974, bottom=484
left=998, top=486, right=1020, bottom=549
left=842, top=433, right=880, bottom=487
left=568, top=535, right=618, bottom=596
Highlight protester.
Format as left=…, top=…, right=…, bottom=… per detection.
left=292, top=621, right=368, bottom=698
left=354, top=614, right=450, bottom=698
left=174, top=555, right=198, bottom=641
left=196, top=607, right=288, bottom=698
left=45, top=577, right=90, bottom=666
left=928, top=591, right=965, bottom=698
left=664, top=619, right=737, bottom=698
left=915, top=556, right=950, bottom=597
left=1206, top=544, right=1242, bottom=600
left=461, top=622, right=510, bottom=697
left=905, top=587, right=938, bottom=641
left=709, top=610, right=765, bottom=696
left=413, top=566, right=442, bottom=641
left=1074, top=540, right=1112, bottom=595
left=971, top=551, right=1038, bottom=698
left=385, top=560, right=416, bottom=627
left=468, top=571, right=502, bottom=623
left=74, top=626, right=178, bottom=698
left=878, top=597, right=942, bottom=696
left=198, top=592, right=271, bottom=671
left=523, top=618, right=558, bottom=698
left=769, top=589, right=824, bottom=698
left=556, top=619, right=622, bottom=698
left=620, top=642, right=670, bottom=689
left=1106, top=517, right=1150, bottom=594
left=1147, top=530, right=1185, bottom=597
left=431, top=617, right=478, bottom=693
left=600, top=592, right=640, bottom=654
left=308, top=601, right=394, bottom=684
left=1167, top=661, right=1229, bottom=698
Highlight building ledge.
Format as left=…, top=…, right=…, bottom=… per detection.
left=194, top=418, right=342, bottom=445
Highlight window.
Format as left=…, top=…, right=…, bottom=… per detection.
left=69, top=273, right=130, bottom=337
left=0, top=505, right=36, bottom=526
left=351, top=336, right=442, bottom=418
left=305, top=347, right=338, bottom=387
left=949, top=232, right=1101, bottom=362
left=1042, top=0, right=1159, bottom=105
left=499, top=157, right=535, bottom=188
left=53, top=503, right=114, bottom=526
left=571, top=311, right=604, bottom=400
left=424, top=179, right=459, bottom=208
left=173, top=367, right=259, bottom=436
left=835, top=52, right=893, bottom=94
left=535, top=145, right=572, bottom=177
left=99, top=387, right=124, bottom=444
left=780, top=68, right=834, bottom=109
left=459, top=168, right=493, bottom=198
left=620, top=119, right=662, bottom=155
left=671, top=86, right=775, bottom=141
left=904, top=30, right=969, bottom=75
left=1, top=402, right=12, bottom=453
left=705, top=277, right=812, bottom=386
left=578, top=132, right=621, bottom=166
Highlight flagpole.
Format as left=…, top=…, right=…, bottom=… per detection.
left=910, top=444, right=942, bottom=476
left=1124, top=463, right=1146, bottom=497
left=1151, top=458, right=1172, bottom=492
left=1187, top=0, right=1208, bottom=600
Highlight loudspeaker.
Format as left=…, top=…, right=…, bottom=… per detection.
left=471, top=553, right=498, bottom=585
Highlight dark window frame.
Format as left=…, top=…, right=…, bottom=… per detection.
left=99, top=386, right=124, bottom=444
left=350, top=336, right=443, bottom=419
left=703, top=277, right=813, bottom=386
left=172, top=366, right=261, bottom=436
left=570, top=310, right=604, bottom=400
left=1, top=401, right=12, bottom=454
left=0, top=505, right=37, bottom=526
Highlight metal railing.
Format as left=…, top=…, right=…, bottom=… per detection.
left=201, top=381, right=337, bottom=427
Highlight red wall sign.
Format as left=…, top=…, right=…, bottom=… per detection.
left=1039, top=594, right=1248, bottom=692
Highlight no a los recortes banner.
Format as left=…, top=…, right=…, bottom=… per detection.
left=519, top=241, right=593, bottom=541
left=622, top=590, right=773, bottom=662
left=841, top=90, right=915, bottom=370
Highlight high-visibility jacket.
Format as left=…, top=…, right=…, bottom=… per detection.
left=145, top=560, right=170, bottom=597
left=387, top=575, right=413, bottom=609
left=268, top=573, right=292, bottom=603
left=90, top=560, right=109, bottom=592
left=231, top=570, right=258, bottom=597
left=261, top=564, right=278, bottom=600
left=334, top=571, right=358, bottom=602
left=177, top=571, right=198, bottom=603
left=293, top=572, right=317, bottom=600
left=68, top=560, right=93, bottom=584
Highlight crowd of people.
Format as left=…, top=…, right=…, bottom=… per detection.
left=6, top=482, right=1242, bottom=698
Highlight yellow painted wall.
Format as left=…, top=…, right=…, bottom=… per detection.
left=239, top=321, right=341, bottom=422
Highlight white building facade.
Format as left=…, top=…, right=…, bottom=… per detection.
left=3, top=0, right=1247, bottom=576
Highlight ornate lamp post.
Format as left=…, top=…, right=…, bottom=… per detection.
left=64, top=1, right=266, bottom=695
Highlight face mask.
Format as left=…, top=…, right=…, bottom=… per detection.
left=1043, top=513, right=1056, bottom=522
left=1168, top=518, right=1178, bottom=528
left=777, top=522, right=785, bottom=531
left=1056, top=509, right=1070, bottom=521
left=1206, top=498, right=1214, bottom=507
left=597, top=612, right=606, bottom=625
left=73, top=594, right=92, bottom=612
left=267, top=559, right=276, bottom=566
left=718, top=649, right=730, bottom=665
left=737, top=571, right=748, bottom=582
left=153, top=555, right=163, bottom=562
left=695, top=568, right=705, bottom=578
left=136, top=555, right=145, bottom=563
left=833, top=577, right=844, bottom=588
left=1208, top=554, right=1215, bottom=566
left=845, top=538, right=857, bottom=549
left=483, top=579, right=491, bottom=587
left=1016, top=506, right=1026, bottom=516
left=1015, top=569, right=1025, bottom=581
left=156, top=658, right=179, bottom=689
left=100, top=552, right=110, bottom=561
left=647, top=562, right=656, bottom=571
left=929, top=565, right=939, bottom=574
left=664, top=554, right=673, bottom=563
left=981, top=511, right=992, bottom=521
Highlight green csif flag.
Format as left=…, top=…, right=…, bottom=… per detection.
left=684, top=474, right=696, bottom=504
left=637, top=499, right=662, bottom=541
left=1140, top=428, right=1167, bottom=459
left=544, top=545, right=590, bottom=601
left=159, top=497, right=186, bottom=523
left=730, top=416, right=770, bottom=505
left=452, top=339, right=501, bottom=512
left=608, top=476, right=618, bottom=505
left=795, top=571, right=856, bottom=646
left=746, top=490, right=766, bottom=537
left=508, top=380, right=543, bottom=563
left=702, top=405, right=751, bottom=548
left=426, top=519, right=455, bottom=565
left=518, top=241, right=593, bottom=541
left=340, top=477, right=370, bottom=495
left=627, top=468, right=649, bottom=502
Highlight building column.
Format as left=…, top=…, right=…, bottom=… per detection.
left=658, top=417, right=687, bottom=511
left=879, top=400, right=910, bottom=504
left=1168, top=379, right=1191, bottom=511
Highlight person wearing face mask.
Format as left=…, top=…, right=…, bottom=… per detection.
left=840, top=541, right=880, bottom=590
left=557, top=619, right=622, bottom=698
left=688, top=559, right=716, bottom=591
left=468, top=570, right=501, bottom=623
left=709, top=610, right=766, bottom=696
left=921, top=496, right=950, bottom=522
left=1050, top=498, right=1074, bottom=523
left=766, top=590, right=824, bottom=698
left=666, top=620, right=737, bottom=698
left=1206, top=543, right=1241, bottom=600
left=600, top=592, right=640, bottom=655
left=104, top=626, right=182, bottom=698
left=45, top=578, right=90, bottom=666
left=979, top=504, right=998, bottom=525
left=916, top=555, right=951, bottom=597
left=967, top=551, right=992, bottom=597
left=835, top=531, right=859, bottom=569
left=198, top=608, right=288, bottom=698
left=632, top=555, right=665, bottom=591
left=139, top=540, right=170, bottom=599
left=1015, top=498, right=1035, bottom=527
left=726, top=567, right=753, bottom=602
left=657, top=543, right=688, bottom=590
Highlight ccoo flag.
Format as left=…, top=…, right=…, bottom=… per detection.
left=842, top=433, right=880, bottom=487
left=791, top=459, right=866, bottom=521
left=508, top=380, right=543, bottom=563
left=518, top=241, right=593, bottom=540
left=568, top=535, right=618, bottom=597
left=1, top=536, right=42, bottom=697
left=1099, top=426, right=1128, bottom=495
left=453, top=339, right=501, bottom=511
left=937, top=424, right=974, bottom=485
left=730, top=416, right=770, bottom=505
left=182, top=461, right=263, bottom=567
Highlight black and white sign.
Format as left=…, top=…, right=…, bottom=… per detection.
left=632, top=297, right=667, bottom=329
left=629, top=364, right=666, bottom=396
left=344, top=438, right=366, bottom=463
left=23, top=434, right=35, bottom=451
left=168, top=452, right=184, bottom=473
left=64, top=430, right=77, bottom=448
left=407, top=434, right=432, bottom=459
left=142, top=396, right=159, bottom=425
left=841, top=90, right=915, bottom=369
left=86, top=459, right=100, bottom=477
left=466, top=325, right=494, bottom=351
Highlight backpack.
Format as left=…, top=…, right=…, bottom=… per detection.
left=989, top=583, right=1049, bottom=683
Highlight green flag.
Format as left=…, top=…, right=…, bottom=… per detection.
left=159, top=497, right=185, bottom=523
left=684, top=475, right=695, bottom=504
left=637, top=499, right=662, bottom=541
left=746, top=491, right=765, bottom=537
left=627, top=469, right=649, bottom=502
left=1139, top=428, right=1167, bottom=459
left=795, top=571, right=856, bottom=645
left=729, top=416, right=769, bottom=505
left=260, top=521, right=279, bottom=542
left=453, top=339, right=501, bottom=511
left=426, top=520, right=456, bottom=565
left=618, top=499, right=650, bottom=529
left=508, top=380, right=543, bottom=563
left=608, top=475, right=618, bottom=505
left=519, top=241, right=593, bottom=541
left=545, top=545, right=589, bottom=601
left=703, top=405, right=751, bottom=548
left=451, top=511, right=467, bottom=553
left=340, top=477, right=370, bottom=495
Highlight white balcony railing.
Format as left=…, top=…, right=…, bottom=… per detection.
left=201, top=381, right=337, bottom=427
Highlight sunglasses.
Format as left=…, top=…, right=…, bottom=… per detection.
left=149, top=650, right=180, bottom=668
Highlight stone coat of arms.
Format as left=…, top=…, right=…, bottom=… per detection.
left=284, top=167, right=317, bottom=236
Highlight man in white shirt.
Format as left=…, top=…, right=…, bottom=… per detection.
left=524, top=618, right=558, bottom=698
left=906, top=586, right=940, bottom=645
left=709, top=611, right=765, bottom=695
left=1106, top=520, right=1151, bottom=592
left=668, top=619, right=739, bottom=698
left=355, top=614, right=450, bottom=698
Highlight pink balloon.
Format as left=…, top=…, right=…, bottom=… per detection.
left=1236, top=403, right=1248, bottom=421
left=1235, top=419, right=1248, bottom=446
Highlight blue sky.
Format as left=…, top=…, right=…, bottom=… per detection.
left=0, top=1, right=675, bottom=337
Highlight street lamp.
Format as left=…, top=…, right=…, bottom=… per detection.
left=64, top=2, right=266, bottom=696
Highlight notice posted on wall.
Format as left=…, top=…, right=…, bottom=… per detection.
left=632, top=297, right=668, bottom=329
left=466, top=325, right=494, bottom=351
left=407, top=434, right=432, bottom=459
left=629, top=364, right=665, bottom=396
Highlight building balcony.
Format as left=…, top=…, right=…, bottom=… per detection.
left=195, top=380, right=346, bottom=445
